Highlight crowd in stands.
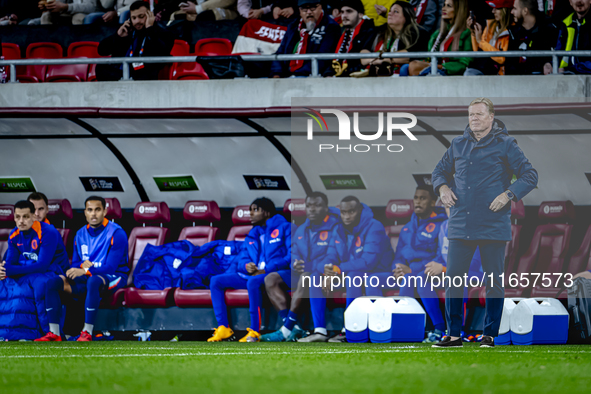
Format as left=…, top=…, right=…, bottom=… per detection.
left=1, top=0, right=590, bottom=79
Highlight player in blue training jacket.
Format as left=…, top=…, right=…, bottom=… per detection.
left=323, top=195, right=394, bottom=342
left=260, top=192, right=340, bottom=342
left=35, top=196, right=129, bottom=342
left=387, top=185, right=447, bottom=340
left=208, top=197, right=291, bottom=343
left=0, top=200, right=69, bottom=340
left=28, top=192, right=70, bottom=274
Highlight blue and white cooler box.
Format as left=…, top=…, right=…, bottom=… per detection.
left=510, top=298, right=568, bottom=345
left=369, top=297, right=425, bottom=343
left=345, top=296, right=379, bottom=343
left=497, top=298, right=525, bottom=345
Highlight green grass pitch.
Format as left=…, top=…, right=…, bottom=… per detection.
left=1, top=342, right=589, bottom=393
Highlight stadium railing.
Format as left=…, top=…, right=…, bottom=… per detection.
left=1, top=50, right=590, bottom=82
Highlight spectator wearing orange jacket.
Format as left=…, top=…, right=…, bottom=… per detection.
left=464, top=0, right=512, bottom=76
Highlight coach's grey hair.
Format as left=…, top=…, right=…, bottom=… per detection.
left=469, top=98, right=495, bottom=114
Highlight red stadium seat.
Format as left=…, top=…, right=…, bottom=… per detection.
left=563, top=225, right=591, bottom=287
left=172, top=39, right=190, bottom=56
left=174, top=288, right=213, bottom=307
left=104, top=197, right=123, bottom=221
left=159, top=39, right=191, bottom=80
left=100, top=288, right=126, bottom=309
left=0, top=205, right=14, bottom=258
left=67, top=42, right=102, bottom=82
left=473, top=200, right=526, bottom=306
left=45, top=63, right=89, bottom=82
left=47, top=199, right=73, bottom=246
left=384, top=200, right=414, bottom=253
left=506, top=200, right=526, bottom=275
left=44, top=42, right=100, bottom=83
left=570, top=225, right=591, bottom=272
left=482, top=201, right=575, bottom=303
left=67, top=41, right=99, bottom=58
left=327, top=290, right=347, bottom=306
left=127, top=202, right=171, bottom=284
left=87, top=64, right=98, bottom=81
left=123, top=202, right=171, bottom=308
left=174, top=289, right=251, bottom=307
left=179, top=226, right=219, bottom=246
left=227, top=205, right=253, bottom=241
left=526, top=201, right=575, bottom=298
left=2, top=42, right=21, bottom=59
left=124, top=287, right=175, bottom=308
left=283, top=198, right=306, bottom=224
left=227, top=226, right=252, bottom=241
left=178, top=200, right=221, bottom=246
left=1, top=43, right=21, bottom=83
left=225, top=289, right=249, bottom=307
left=530, top=210, right=588, bottom=299
left=26, top=42, right=63, bottom=59
left=16, top=63, right=47, bottom=83
left=170, top=62, right=209, bottom=80
left=194, top=38, right=232, bottom=56
left=16, top=43, right=62, bottom=83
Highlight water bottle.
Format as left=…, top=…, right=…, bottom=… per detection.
left=133, top=330, right=152, bottom=341
left=0, top=56, right=7, bottom=84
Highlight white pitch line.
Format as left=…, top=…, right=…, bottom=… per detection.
left=1, top=348, right=590, bottom=359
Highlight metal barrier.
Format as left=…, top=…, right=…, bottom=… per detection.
left=1, top=50, right=590, bottom=82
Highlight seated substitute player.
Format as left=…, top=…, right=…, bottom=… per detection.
left=0, top=200, right=68, bottom=340
left=28, top=192, right=50, bottom=224
left=28, top=192, right=69, bottom=274
left=35, top=196, right=129, bottom=342
left=260, top=192, right=340, bottom=342
left=387, top=185, right=448, bottom=340
left=208, top=198, right=292, bottom=342
left=322, top=195, right=394, bottom=342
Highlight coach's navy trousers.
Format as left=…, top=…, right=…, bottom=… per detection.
left=445, top=239, right=506, bottom=337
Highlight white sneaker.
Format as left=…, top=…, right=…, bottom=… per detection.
left=298, top=332, right=329, bottom=342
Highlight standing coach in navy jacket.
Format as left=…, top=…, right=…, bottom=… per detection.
left=431, top=97, right=538, bottom=348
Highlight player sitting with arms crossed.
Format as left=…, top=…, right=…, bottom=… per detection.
left=36, top=196, right=129, bottom=342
